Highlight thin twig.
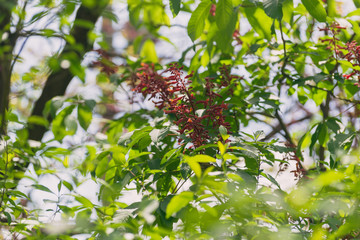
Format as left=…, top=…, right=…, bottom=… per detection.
left=275, top=110, right=294, bottom=146
left=279, top=21, right=287, bottom=58
left=173, top=173, right=193, bottom=194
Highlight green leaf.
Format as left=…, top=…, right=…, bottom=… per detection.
left=52, top=105, right=76, bottom=141
left=310, top=123, right=321, bottom=156
left=4, top=212, right=11, bottom=225
left=214, top=9, right=238, bottom=53
left=48, top=97, right=65, bottom=118
left=261, top=173, right=281, bottom=189
left=219, top=125, right=229, bottom=140
left=128, top=126, right=153, bottom=149
left=216, top=0, right=233, bottom=28
left=187, top=0, right=212, bottom=41
left=128, top=151, right=152, bottom=161
left=170, top=0, right=181, bottom=17
left=161, top=149, right=180, bottom=165
left=218, top=141, right=226, bottom=156
left=185, top=154, right=216, bottom=163
left=64, top=115, right=78, bottom=134
left=245, top=157, right=259, bottom=173
left=166, top=191, right=194, bottom=218
left=344, top=81, right=359, bottom=98
left=263, top=0, right=284, bottom=20
left=301, top=0, right=327, bottom=22
left=339, top=60, right=360, bottom=71
left=312, top=170, right=345, bottom=189
left=78, top=105, right=92, bottom=130
left=244, top=6, right=273, bottom=40
left=62, top=180, right=73, bottom=191
left=327, top=0, right=336, bottom=17
left=75, top=195, right=94, bottom=209
left=85, top=99, right=96, bottom=109
left=28, top=115, right=49, bottom=128
left=348, top=20, right=360, bottom=42
left=282, top=0, right=294, bottom=23
left=311, top=88, right=327, bottom=106
left=32, top=184, right=54, bottom=194
left=68, top=56, right=86, bottom=82
left=28, top=10, right=50, bottom=25
left=140, top=39, right=158, bottom=63
left=57, top=181, right=62, bottom=192
left=354, top=0, right=360, bottom=8
left=200, top=49, right=210, bottom=67
left=96, top=156, right=110, bottom=178
left=128, top=1, right=141, bottom=27
left=102, top=8, right=119, bottom=23
left=326, top=118, right=341, bottom=133
left=346, top=9, right=360, bottom=18
left=187, top=160, right=202, bottom=178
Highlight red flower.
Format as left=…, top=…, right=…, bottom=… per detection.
left=210, top=4, right=216, bottom=17
left=133, top=63, right=236, bottom=148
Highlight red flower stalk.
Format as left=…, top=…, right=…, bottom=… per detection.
left=232, top=30, right=243, bottom=45
left=133, top=63, right=234, bottom=148
left=319, top=22, right=347, bottom=59
left=210, top=4, right=216, bottom=17
left=319, top=22, right=360, bottom=85
left=340, top=41, right=360, bottom=85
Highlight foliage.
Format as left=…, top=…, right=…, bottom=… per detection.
left=1, top=0, right=360, bottom=239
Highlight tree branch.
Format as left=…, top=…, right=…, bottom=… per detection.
left=264, top=113, right=312, bottom=141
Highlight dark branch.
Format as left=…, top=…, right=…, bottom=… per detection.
left=264, top=113, right=312, bottom=141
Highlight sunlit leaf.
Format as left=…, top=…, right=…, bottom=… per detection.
left=75, top=195, right=94, bottom=209
left=140, top=39, right=158, bottom=63
left=301, top=0, right=327, bottom=22
left=185, top=154, right=216, bottom=163
left=187, top=0, right=212, bottom=41
left=244, top=6, right=273, bottom=40
left=166, top=191, right=194, bottom=218
left=216, top=0, right=233, bottom=28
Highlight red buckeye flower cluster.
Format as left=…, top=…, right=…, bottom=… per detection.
left=319, top=22, right=360, bottom=86
left=338, top=41, right=360, bottom=85
left=133, top=63, right=232, bottom=148
left=319, top=22, right=346, bottom=58
left=210, top=4, right=216, bottom=17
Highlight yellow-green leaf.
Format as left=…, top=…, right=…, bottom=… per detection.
left=187, top=160, right=202, bottom=178
left=166, top=192, right=194, bottom=218
left=218, top=141, right=226, bottom=156
left=244, top=7, right=273, bottom=40
left=140, top=39, right=158, bottom=63
left=187, top=0, right=212, bottom=41
left=185, top=154, right=216, bottom=163
left=301, top=0, right=327, bottom=22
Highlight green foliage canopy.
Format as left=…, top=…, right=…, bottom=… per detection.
left=1, top=0, right=360, bottom=239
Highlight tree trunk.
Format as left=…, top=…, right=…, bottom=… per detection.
left=28, top=0, right=109, bottom=140
left=0, top=1, right=17, bottom=137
